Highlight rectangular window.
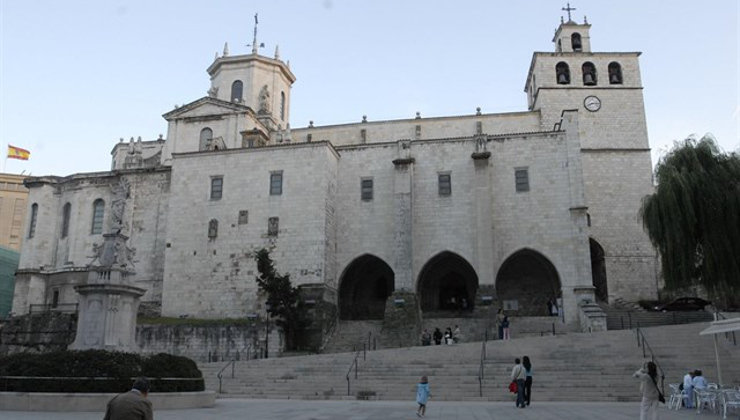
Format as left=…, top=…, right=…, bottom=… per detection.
left=361, top=178, right=373, bottom=201
left=438, top=173, right=451, bottom=196
left=210, top=176, right=223, bottom=200
left=270, top=171, right=283, bottom=196
left=28, top=204, right=38, bottom=238
left=268, top=217, right=279, bottom=236
left=91, top=199, right=105, bottom=234
left=238, top=210, right=249, bottom=225
left=52, top=289, right=59, bottom=308
left=515, top=168, right=530, bottom=192
left=61, top=203, right=71, bottom=238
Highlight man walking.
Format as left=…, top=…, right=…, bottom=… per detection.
left=104, top=377, right=153, bottom=420
left=511, top=358, right=526, bottom=408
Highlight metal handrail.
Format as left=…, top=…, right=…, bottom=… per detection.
left=477, top=339, right=486, bottom=397
left=345, top=348, right=363, bottom=396
left=634, top=328, right=666, bottom=394
left=216, top=344, right=254, bottom=394
left=715, top=312, right=737, bottom=346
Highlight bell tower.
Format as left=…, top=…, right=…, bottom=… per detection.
left=205, top=15, right=295, bottom=130
left=523, top=7, right=658, bottom=304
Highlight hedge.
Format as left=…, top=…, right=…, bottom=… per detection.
left=0, top=350, right=204, bottom=393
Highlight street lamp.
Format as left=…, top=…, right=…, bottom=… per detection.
left=264, top=302, right=271, bottom=359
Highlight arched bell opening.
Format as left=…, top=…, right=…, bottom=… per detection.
left=590, top=238, right=608, bottom=303
left=495, top=249, right=561, bottom=316
left=417, top=251, right=478, bottom=312
left=338, top=255, right=394, bottom=320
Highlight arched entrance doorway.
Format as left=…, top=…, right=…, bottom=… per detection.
left=338, top=255, right=394, bottom=320
left=590, top=238, right=608, bottom=303
left=417, top=251, right=478, bottom=312
left=495, top=249, right=561, bottom=316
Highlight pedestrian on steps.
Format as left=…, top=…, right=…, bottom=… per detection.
left=511, top=358, right=526, bottom=408
left=432, top=327, right=443, bottom=345
left=415, top=375, right=430, bottom=417
left=633, top=361, right=661, bottom=420
left=502, top=315, right=511, bottom=340
left=522, top=356, right=533, bottom=406
left=496, top=308, right=505, bottom=339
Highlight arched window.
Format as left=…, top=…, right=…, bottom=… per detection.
left=280, top=91, right=285, bottom=121
left=61, top=202, right=71, bottom=238
left=28, top=203, right=38, bottom=238
left=208, top=219, right=218, bottom=239
left=199, top=128, right=213, bottom=151
left=556, top=62, right=570, bottom=84
left=608, top=62, right=623, bottom=84
left=582, top=62, right=597, bottom=85
left=571, top=33, right=582, bottom=51
left=231, top=80, right=243, bottom=102
left=91, top=199, right=105, bottom=234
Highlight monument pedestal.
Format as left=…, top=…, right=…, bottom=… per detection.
left=70, top=281, right=145, bottom=351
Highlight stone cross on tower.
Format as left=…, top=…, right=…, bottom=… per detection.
left=249, top=13, right=265, bottom=54
left=562, top=3, right=576, bottom=22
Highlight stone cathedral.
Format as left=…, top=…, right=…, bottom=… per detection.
left=12, top=15, right=657, bottom=334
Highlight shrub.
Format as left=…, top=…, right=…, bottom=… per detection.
left=0, top=350, right=204, bottom=393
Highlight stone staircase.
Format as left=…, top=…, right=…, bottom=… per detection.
left=602, top=306, right=714, bottom=330
left=198, top=321, right=740, bottom=401
left=320, top=320, right=383, bottom=354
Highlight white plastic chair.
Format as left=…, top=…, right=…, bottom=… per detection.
left=695, top=388, right=719, bottom=414
left=722, top=390, right=740, bottom=419
left=667, top=383, right=684, bottom=410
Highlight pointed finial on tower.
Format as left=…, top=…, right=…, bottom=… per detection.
left=214, top=51, right=219, bottom=60
left=584, top=15, right=588, bottom=24
left=274, top=44, right=280, bottom=60
left=223, top=42, right=229, bottom=56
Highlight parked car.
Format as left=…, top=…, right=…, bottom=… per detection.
left=653, top=297, right=711, bottom=312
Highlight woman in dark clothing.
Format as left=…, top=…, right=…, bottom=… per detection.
left=522, top=356, right=533, bottom=406
left=432, top=328, right=443, bottom=345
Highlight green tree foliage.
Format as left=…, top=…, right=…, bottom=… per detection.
left=254, top=248, right=310, bottom=350
left=640, top=136, right=740, bottom=306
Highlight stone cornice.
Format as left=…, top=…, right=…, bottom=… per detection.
left=206, top=53, right=296, bottom=83
left=162, top=96, right=253, bottom=120
left=172, top=140, right=341, bottom=160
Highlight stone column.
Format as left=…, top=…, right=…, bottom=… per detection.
left=391, top=142, right=414, bottom=291
left=472, top=141, right=494, bottom=292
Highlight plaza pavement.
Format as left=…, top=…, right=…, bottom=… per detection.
left=1, top=398, right=733, bottom=419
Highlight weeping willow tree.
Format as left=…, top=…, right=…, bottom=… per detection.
left=640, top=135, right=740, bottom=307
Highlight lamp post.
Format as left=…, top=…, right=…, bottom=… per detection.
left=264, top=302, right=271, bottom=359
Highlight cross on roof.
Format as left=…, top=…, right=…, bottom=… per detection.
left=562, top=3, right=576, bottom=22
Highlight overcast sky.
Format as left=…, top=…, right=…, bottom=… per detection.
left=1, top=0, right=737, bottom=176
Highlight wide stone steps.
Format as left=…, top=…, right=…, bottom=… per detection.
left=199, top=321, right=740, bottom=401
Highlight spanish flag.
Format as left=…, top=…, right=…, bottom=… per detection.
left=7, top=145, right=30, bottom=160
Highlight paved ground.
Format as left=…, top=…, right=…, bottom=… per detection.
left=2, top=399, right=734, bottom=419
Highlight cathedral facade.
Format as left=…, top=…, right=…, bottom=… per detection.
left=12, top=17, right=657, bottom=329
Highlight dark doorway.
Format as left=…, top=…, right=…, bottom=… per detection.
left=495, top=249, right=561, bottom=316
left=338, top=255, right=394, bottom=320
left=590, top=238, right=608, bottom=302
left=418, top=251, right=478, bottom=312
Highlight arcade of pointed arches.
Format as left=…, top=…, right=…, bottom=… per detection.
left=337, top=248, right=596, bottom=320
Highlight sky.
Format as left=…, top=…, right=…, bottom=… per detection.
left=0, top=0, right=737, bottom=177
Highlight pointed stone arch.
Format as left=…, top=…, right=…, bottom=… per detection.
left=417, top=251, right=478, bottom=312
left=590, top=238, right=608, bottom=302
left=338, top=254, right=394, bottom=320
left=495, top=249, right=561, bottom=316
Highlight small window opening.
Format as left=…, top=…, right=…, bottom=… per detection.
left=231, top=80, right=243, bottom=102
left=438, top=173, right=451, bottom=196
left=582, top=62, right=597, bottom=85
left=608, top=62, right=623, bottom=84
left=361, top=178, right=373, bottom=201
left=556, top=62, right=570, bottom=85
left=515, top=168, right=530, bottom=192
left=571, top=33, right=582, bottom=51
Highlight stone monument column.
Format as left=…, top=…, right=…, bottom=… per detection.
left=70, top=177, right=147, bottom=351
left=471, top=137, right=496, bottom=309
left=382, top=140, right=420, bottom=347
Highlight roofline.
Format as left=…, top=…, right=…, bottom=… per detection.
left=23, top=167, right=171, bottom=188
left=291, top=110, right=539, bottom=132
left=172, top=139, right=341, bottom=160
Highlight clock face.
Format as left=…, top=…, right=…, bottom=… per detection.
left=584, top=95, right=601, bottom=112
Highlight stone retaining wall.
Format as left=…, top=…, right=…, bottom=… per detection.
left=0, top=391, right=215, bottom=411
